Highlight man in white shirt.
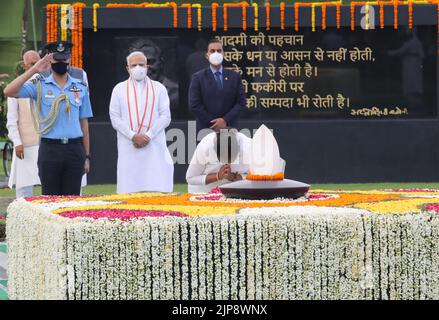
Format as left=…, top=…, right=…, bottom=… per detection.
left=186, top=128, right=251, bottom=193
left=109, top=51, right=173, bottom=193
left=6, top=50, right=41, bottom=198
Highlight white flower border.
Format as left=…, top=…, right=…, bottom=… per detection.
left=6, top=199, right=439, bottom=300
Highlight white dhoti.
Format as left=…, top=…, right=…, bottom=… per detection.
left=7, top=95, right=41, bottom=192
left=8, top=145, right=40, bottom=190
left=110, top=76, right=174, bottom=194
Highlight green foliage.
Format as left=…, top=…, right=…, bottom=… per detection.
left=0, top=80, right=9, bottom=139
left=0, top=61, right=24, bottom=139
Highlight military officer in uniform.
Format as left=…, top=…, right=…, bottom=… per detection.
left=4, top=41, right=93, bottom=196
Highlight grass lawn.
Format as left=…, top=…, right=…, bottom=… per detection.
left=1, top=182, right=439, bottom=198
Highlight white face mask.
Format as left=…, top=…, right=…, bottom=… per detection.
left=130, top=65, right=147, bottom=81
left=208, top=52, right=223, bottom=66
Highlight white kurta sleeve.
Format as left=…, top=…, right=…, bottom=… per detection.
left=6, top=97, right=22, bottom=147
left=109, top=85, right=137, bottom=140
left=186, top=142, right=209, bottom=186
left=145, top=83, right=171, bottom=140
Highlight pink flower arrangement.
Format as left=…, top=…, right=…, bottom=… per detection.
left=59, top=209, right=187, bottom=220
left=209, top=187, right=222, bottom=194
left=425, top=204, right=439, bottom=214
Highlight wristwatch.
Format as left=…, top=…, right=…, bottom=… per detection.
left=85, top=154, right=91, bottom=160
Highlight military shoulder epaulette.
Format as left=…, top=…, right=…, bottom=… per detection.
left=31, top=75, right=44, bottom=84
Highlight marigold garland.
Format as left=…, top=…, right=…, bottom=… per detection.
left=212, top=2, right=219, bottom=31
left=223, top=2, right=249, bottom=31
left=78, top=3, right=84, bottom=68
left=408, top=1, right=413, bottom=29
left=93, top=3, right=100, bottom=32
left=46, top=4, right=59, bottom=43
left=265, top=2, right=271, bottom=30
left=252, top=2, right=259, bottom=31
left=60, top=4, right=69, bottom=41
left=106, top=2, right=178, bottom=28
left=44, top=1, right=439, bottom=70
left=294, top=3, right=299, bottom=31
left=312, top=3, right=316, bottom=32
left=336, top=3, right=341, bottom=28
left=380, top=2, right=385, bottom=28
left=246, top=173, right=285, bottom=181
left=181, top=3, right=192, bottom=28
left=192, top=3, right=202, bottom=31
left=280, top=2, right=285, bottom=30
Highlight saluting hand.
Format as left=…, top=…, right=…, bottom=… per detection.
left=32, top=53, right=53, bottom=73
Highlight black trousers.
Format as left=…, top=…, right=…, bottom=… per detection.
left=38, top=141, right=85, bottom=196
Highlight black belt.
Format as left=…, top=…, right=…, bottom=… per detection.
left=41, top=137, right=82, bottom=145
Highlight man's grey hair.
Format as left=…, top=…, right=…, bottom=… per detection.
left=126, top=51, right=147, bottom=66
left=22, top=50, right=40, bottom=63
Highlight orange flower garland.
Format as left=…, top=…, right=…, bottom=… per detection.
left=45, top=2, right=439, bottom=69
left=223, top=2, right=249, bottom=31
left=265, top=2, right=271, bottom=31
left=72, top=4, right=77, bottom=67
left=46, top=4, right=59, bottom=43
left=212, top=2, right=219, bottom=31
left=336, top=3, right=341, bottom=29
left=350, top=2, right=356, bottom=31
left=312, top=3, right=316, bottom=32
left=294, top=3, right=299, bottom=31
left=181, top=3, right=192, bottom=28
left=380, top=2, right=385, bottom=28
left=280, top=2, right=285, bottom=30
left=246, top=173, right=285, bottom=181
left=78, top=3, right=84, bottom=68
left=106, top=2, right=178, bottom=28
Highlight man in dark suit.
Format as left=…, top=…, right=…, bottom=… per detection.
left=188, top=39, right=246, bottom=133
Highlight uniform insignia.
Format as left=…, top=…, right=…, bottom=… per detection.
left=30, top=75, right=43, bottom=84
left=69, top=86, right=82, bottom=93
left=57, top=43, right=65, bottom=52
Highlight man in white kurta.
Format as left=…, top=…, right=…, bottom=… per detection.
left=109, top=51, right=173, bottom=193
left=186, top=129, right=251, bottom=193
left=7, top=51, right=41, bottom=198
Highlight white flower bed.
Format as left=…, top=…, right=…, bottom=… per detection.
left=6, top=199, right=439, bottom=300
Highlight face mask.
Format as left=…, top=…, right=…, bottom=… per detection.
left=51, top=61, right=69, bottom=75
left=130, top=65, right=147, bottom=81
left=208, top=52, right=223, bottom=66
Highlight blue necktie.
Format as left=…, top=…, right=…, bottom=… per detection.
left=214, top=71, right=223, bottom=90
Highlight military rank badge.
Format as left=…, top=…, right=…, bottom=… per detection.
left=44, top=90, right=55, bottom=99
left=69, top=85, right=82, bottom=104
